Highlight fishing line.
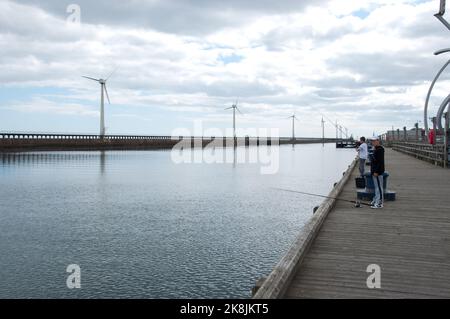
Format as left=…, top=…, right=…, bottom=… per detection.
left=273, top=187, right=371, bottom=208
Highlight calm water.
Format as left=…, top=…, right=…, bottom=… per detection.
left=0, top=144, right=355, bottom=298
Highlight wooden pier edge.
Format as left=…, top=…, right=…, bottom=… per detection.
left=252, top=157, right=358, bottom=299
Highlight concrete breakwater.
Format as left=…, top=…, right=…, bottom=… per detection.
left=0, top=133, right=341, bottom=152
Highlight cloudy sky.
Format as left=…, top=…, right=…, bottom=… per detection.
left=1, top=0, right=449, bottom=137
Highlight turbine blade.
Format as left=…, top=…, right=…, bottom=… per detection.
left=82, top=76, right=100, bottom=82
left=225, top=107, right=233, bottom=110
left=236, top=107, right=243, bottom=115
left=105, top=68, right=118, bottom=81
left=321, top=113, right=338, bottom=128
left=104, top=84, right=111, bottom=104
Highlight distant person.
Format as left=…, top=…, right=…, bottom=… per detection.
left=369, top=136, right=385, bottom=209
left=356, top=137, right=368, bottom=177
left=428, top=129, right=436, bottom=145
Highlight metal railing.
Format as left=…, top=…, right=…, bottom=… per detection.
left=0, top=132, right=346, bottom=142
left=391, top=141, right=448, bottom=167
left=0, top=133, right=190, bottom=140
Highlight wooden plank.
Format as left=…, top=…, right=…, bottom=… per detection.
left=282, top=148, right=450, bottom=299
left=252, top=158, right=359, bottom=298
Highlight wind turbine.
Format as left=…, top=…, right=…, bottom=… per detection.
left=82, top=70, right=115, bottom=138
left=225, top=99, right=242, bottom=139
left=287, top=114, right=299, bottom=141
left=321, top=116, right=325, bottom=145
left=320, top=113, right=351, bottom=141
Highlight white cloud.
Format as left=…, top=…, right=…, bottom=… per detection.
left=0, top=0, right=448, bottom=137
left=3, top=97, right=98, bottom=117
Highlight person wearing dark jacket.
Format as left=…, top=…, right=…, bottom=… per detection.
left=369, top=136, right=385, bottom=209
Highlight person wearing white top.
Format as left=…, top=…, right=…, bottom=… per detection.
left=357, top=137, right=368, bottom=177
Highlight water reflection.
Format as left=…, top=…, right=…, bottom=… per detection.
left=0, top=151, right=116, bottom=176
left=0, top=145, right=355, bottom=299
left=100, top=151, right=106, bottom=175
left=0, top=152, right=103, bottom=165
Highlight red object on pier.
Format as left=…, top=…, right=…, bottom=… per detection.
left=428, top=129, right=436, bottom=145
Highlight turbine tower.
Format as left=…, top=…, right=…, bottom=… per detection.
left=82, top=70, right=115, bottom=138
left=225, top=99, right=242, bottom=139
left=320, top=113, right=352, bottom=142
left=287, top=114, right=299, bottom=141
left=321, top=116, right=325, bottom=145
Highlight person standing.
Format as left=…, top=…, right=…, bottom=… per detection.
left=369, top=136, right=385, bottom=209
left=357, top=137, right=368, bottom=177
left=428, top=128, right=436, bottom=145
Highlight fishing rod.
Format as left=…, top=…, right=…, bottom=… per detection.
left=273, top=187, right=372, bottom=208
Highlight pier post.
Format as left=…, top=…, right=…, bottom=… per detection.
left=415, top=123, right=419, bottom=141
left=403, top=126, right=407, bottom=141
left=445, top=112, right=449, bottom=168
left=433, top=117, right=437, bottom=141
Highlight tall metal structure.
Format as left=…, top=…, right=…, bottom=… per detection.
left=321, top=116, right=325, bottom=145
left=424, top=1, right=450, bottom=133
left=83, top=70, right=115, bottom=138
left=434, top=0, right=450, bottom=30
left=425, top=0, right=450, bottom=167
left=287, top=114, right=299, bottom=141
left=225, top=99, right=242, bottom=140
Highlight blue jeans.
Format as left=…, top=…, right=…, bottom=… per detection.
left=359, top=158, right=366, bottom=176
left=372, top=175, right=384, bottom=205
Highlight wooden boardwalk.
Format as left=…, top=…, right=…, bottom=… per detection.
left=282, top=148, right=450, bottom=298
